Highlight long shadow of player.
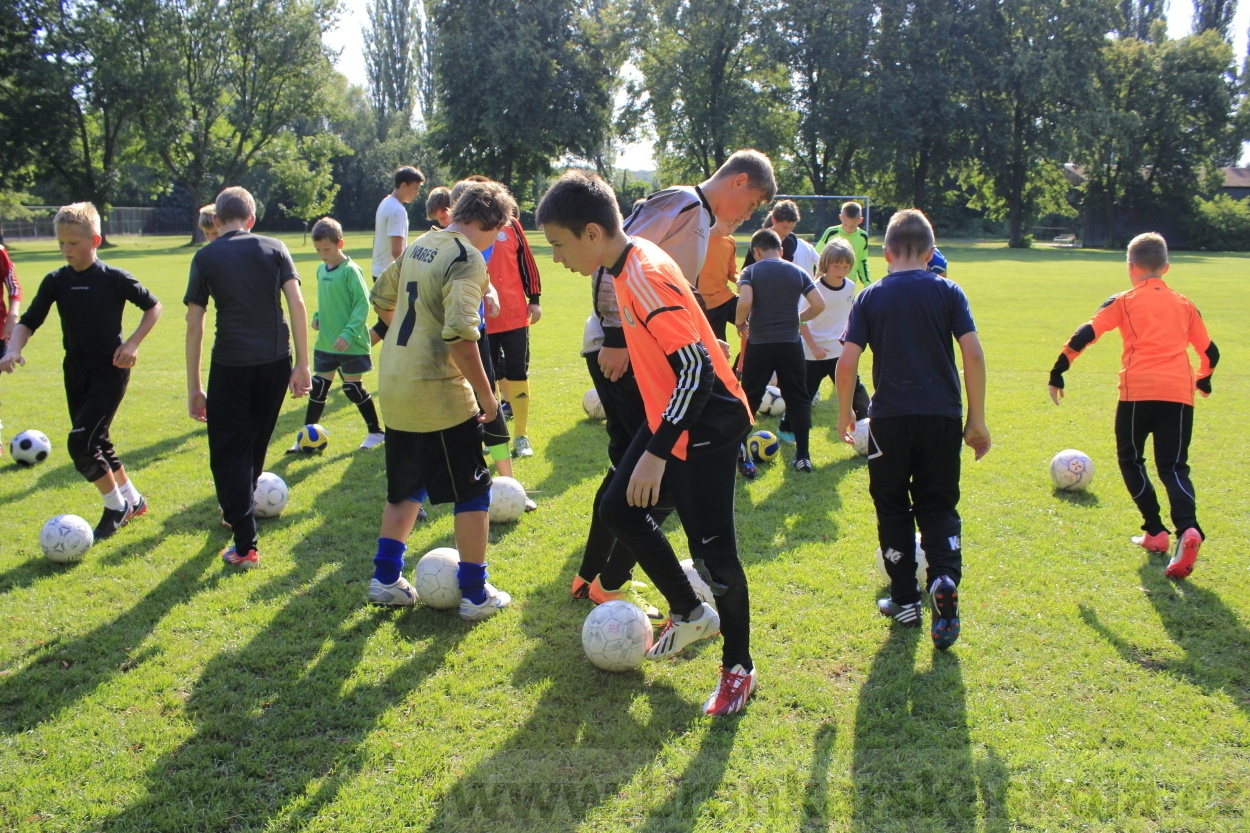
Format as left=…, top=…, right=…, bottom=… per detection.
left=850, top=629, right=1010, bottom=831
left=1080, top=553, right=1250, bottom=722
left=736, top=454, right=857, bottom=565
left=634, top=714, right=741, bottom=833
left=422, top=549, right=696, bottom=833
left=523, top=417, right=610, bottom=505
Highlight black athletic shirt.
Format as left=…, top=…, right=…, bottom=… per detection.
left=20, top=260, right=159, bottom=366
left=185, top=229, right=300, bottom=367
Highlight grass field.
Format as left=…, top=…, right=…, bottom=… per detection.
left=1, top=232, right=1248, bottom=832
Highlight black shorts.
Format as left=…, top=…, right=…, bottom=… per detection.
left=384, top=417, right=492, bottom=506
left=313, top=350, right=373, bottom=376
left=489, top=326, right=530, bottom=381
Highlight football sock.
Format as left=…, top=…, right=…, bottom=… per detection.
left=373, top=537, right=407, bottom=585
left=119, top=479, right=141, bottom=506
left=343, top=380, right=382, bottom=433
left=102, top=486, right=126, bottom=511
left=509, top=380, right=531, bottom=438
left=487, top=443, right=511, bottom=462
left=795, top=429, right=810, bottom=460
left=458, top=561, right=488, bottom=605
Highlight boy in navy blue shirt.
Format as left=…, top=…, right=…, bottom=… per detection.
left=834, top=210, right=989, bottom=649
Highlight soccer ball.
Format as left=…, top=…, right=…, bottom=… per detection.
left=295, top=423, right=329, bottom=453
left=769, top=395, right=786, bottom=417
left=253, top=472, right=289, bottom=518
left=582, top=600, right=654, bottom=672
left=40, top=514, right=93, bottom=563
left=679, top=558, right=718, bottom=611
left=414, top=547, right=461, bottom=609
left=583, top=388, right=606, bottom=420
left=851, top=418, right=871, bottom=456
left=875, top=532, right=928, bottom=586
left=1050, top=449, right=1094, bottom=491
left=10, top=430, right=52, bottom=466
left=757, top=386, right=778, bottom=415
left=489, top=476, right=527, bottom=524
left=746, top=430, right=780, bottom=463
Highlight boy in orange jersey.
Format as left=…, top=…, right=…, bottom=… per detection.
left=538, top=171, right=757, bottom=716
left=1049, top=232, right=1219, bottom=579
left=485, top=207, right=542, bottom=458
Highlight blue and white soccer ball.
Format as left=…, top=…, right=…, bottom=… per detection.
left=582, top=600, right=654, bottom=672
left=10, top=429, right=52, bottom=466
left=746, top=430, right=780, bottom=463
left=1050, top=449, right=1094, bottom=491
left=253, top=471, right=289, bottom=518
left=414, top=547, right=461, bottom=609
left=488, top=476, right=527, bottom=524
left=40, top=514, right=93, bottom=563
left=295, top=423, right=329, bottom=453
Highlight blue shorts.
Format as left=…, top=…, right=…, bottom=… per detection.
left=313, top=350, right=373, bottom=376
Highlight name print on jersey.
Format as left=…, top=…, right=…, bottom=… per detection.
left=408, top=245, right=438, bottom=264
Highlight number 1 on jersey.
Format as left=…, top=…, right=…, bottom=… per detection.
left=396, top=281, right=419, bottom=347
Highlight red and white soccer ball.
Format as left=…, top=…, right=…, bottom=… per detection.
left=1050, top=449, right=1094, bottom=491
left=582, top=600, right=654, bottom=672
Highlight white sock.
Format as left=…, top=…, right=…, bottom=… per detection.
left=102, top=486, right=126, bottom=511
left=119, top=480, right=141, bottom=505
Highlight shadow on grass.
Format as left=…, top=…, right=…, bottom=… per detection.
left=850, top=628, right=1012, bottom=831
left=736, top=452, right=858, bottom=564
left=1080, top=553, right=1250, bottom=720
left=423, top=550, right=699, bottom=833
left=800, top=721, right=837, bottom=832
left=1053, top=488, right=1100, bottom=506
left=526, top=417, right=614, bottom=503
left=636, top=714, right=740, bottom=833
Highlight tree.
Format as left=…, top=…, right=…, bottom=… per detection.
left=267, top=131, right=352, bottom=243
left=137, top=0, right=338, bottom=241
left=1191, top=0, right=1236, bottom=40
left=1117, top=0, right=1162, bottom=40
left=363, top=0, right=426, bottom=138
left=0, top=0, right=65, bottom=192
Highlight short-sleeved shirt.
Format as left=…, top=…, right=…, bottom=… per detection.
left=742, top=232, right=798, bottom=268
left=370, top=229, right=487, bottom=433
left=738, top=258, right=818, bottom=344
left=802, top=277, right=855, bottom=359
left=816, top=226, right=870, bottom=284
left=372, top=195, right=410, bottom=278
left=793, top=238, right=820, bottom=276
left=696, top=234, right=738, bottom=309
left=843, top=269, right=975, bottom=419
left=486, top=218, right=542, bottom=334
left=22, top=260, right=158, bottom=366
left=185, top=230, right=299, bottom=367
left=312, top=257, right=372, bottom=356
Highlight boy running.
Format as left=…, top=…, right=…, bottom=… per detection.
left=1048, top=232, right=1218, bottom=579
left=1, top=203, right=162, bottom=539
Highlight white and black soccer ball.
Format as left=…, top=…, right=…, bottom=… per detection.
left=875, top=532, right=928, bottom=586
left=757, top=385, right=782, bottom=416
left=582, top=388, right=606, bottom=421
left=769, top=394, right=786, bottom=417
left=253, top=472, right=289, bottom=518
left=40, top=514, right=93, bottom=563
left=679, top=558, right=718, bottom=612
left=414, top=547, right=461, bottom=609
left=851, top=418, right=871, bottom=456
left=582, top=600, right=654, bottom=672
left=1050, top=449, right=1094, bottom=491
left=489, top=476, right=527, bottom=524
left=10, top=430, right=52, bottom=466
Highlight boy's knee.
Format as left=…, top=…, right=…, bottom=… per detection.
left=309, top=375, right=331, bottom=404
left=453, top=490, right=491, bottom=514
left=67, top=434, right=105, bottom=481
left=342, top=379, right=370, bottom=403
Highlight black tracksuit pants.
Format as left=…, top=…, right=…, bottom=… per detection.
left=1114, top=400, right=1202, bottom=538
left=64, top=358, right=129, bottom=482
left=207, top=358, right=290, bottom=554
left=741, top=341, right=811, bottom=432
left=477, top=330, right=509, bottom=449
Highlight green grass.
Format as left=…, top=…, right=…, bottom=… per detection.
left=1, top=233, right=1248, bottom=832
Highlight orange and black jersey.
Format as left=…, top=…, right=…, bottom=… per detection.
left=609, top=237, right=751, bottom=461
left=1051, top=277, right=1219, bottom=405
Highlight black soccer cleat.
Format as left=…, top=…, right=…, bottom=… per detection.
left=929, top=575, right=960, bottom=649
left=94, top=501, right=131, bottom=541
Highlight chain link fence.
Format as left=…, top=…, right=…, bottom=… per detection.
left=1, top=206, right=194, bottom=240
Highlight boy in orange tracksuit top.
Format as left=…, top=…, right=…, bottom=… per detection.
left=485, top=212, right=542, bottom=458
left=1048, top=233, right=1219, bottom=579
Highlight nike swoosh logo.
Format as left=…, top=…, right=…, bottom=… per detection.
left=701, top=536, right=718, bottom=544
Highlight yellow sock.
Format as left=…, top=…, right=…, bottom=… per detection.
left=510, top=380, right=531, bottom=437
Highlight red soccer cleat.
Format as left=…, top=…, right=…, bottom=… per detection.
left=1131, top=530, right=1169, bottom=554
left=1164, top=529, right=1202, bottom=580
left=703, top=664, right=757, bottom=715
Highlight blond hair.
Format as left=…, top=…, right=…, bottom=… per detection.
left=450, top=180, right=517, bottom=231
left=1127, top=232, right=1168, bottom=273
left=311, top=216, right=344, bottom=243
left=215, top=187, right=256, bottom=223
left=883, top=209, right=935, bottom=259
left=54, top=202, right=101, bottom=236
left=818, top=237, right=856, bottom=273
left=710, top=150, right=778, bottom=201
left=198, top=204, right=217, bottom=231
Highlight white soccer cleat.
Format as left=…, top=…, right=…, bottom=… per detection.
left=513, top=435, right=534, bottom=458
left=703, top=664, right=758, bottom=715
left=459, top=582, right=512, bottom=621
left=360, top=432, right=386, bottom=450
left=368, top=576, right=417, bottom=607
left=645, top=602, right=721, bottom=660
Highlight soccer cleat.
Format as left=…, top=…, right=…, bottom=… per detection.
left=124, top=495, right=149, bottom=522
left=524, top=497, right=538, bottom=512
left=737, top=445, right=757, bottom=480
left=1164, top=528, right=1203, bottom=580
left=513, top=435, right=534, bottom=458
left=360, top=432, right=386, bottom=450
left=220, top=544, right=259, bottom=569
left=703, top=664, right=758, bottom=716
left=94, top=502, right=131, bottom=541
left=929, top=575, right=960, bottom=649
left=416, top=506, right=428, bottom=522
left=1131, top=530, right=1170, bottom=554
left=459, top=582, right=512, bottom=621
left=588, top=575, right=661, bottom=619
left=791, top=457, right=812, bottom=473
left=571, top=575, right=592, bottom=600
left=777, top=430, right=796, bottom=444
left=646, top=602, right=721, bottom=660
left=368, top=576, right=417, bottom=607
left=284, top=442, right=301, bottom=454
left=500, top=401, right=513, bottom=420
left=877, top=597, right=923, bottom=627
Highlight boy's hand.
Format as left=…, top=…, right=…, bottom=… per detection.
left=599, top=346, right=630, bottom=382
left=627, top=451, right=666, bottom=507
left=333, top=336, right=349, bottom=352
left=188, top=390, right=208, bottom=422
left=477, top=392, right=499, bottom=425
left=311, top=319, right=320, bottom=331
left=484, top=292, right=500, bottom=318
left=811, top=345, right=829, bottom=360
left=1196, top=376, right=1212, bottom=397
left=527, top=303, right=542, bottom=325
left=964, top=419, right=991, bottom=460
left=1048, top=385, right=1064, bottom=405
left=716, top=339, right=731, bottom=360
left=113, top=340, right=139, bottom=369
left=0, top=353, right=23, bottom=373
left=289, top=364, right=312, bottom=398
left=836, top=410, right=857, bottom=445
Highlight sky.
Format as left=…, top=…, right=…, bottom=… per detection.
left=329, top=0, right=1250, bottom=172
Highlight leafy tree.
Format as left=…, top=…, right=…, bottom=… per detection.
left=363, top=0, right=428, bottom=138
left=1191, top=0, right=1236, bottom=40
left=1116, top=0, right=1162, bottom=40
left=0, top=0, right=65, bottom=192
left=267, top=131, right=352, bottom=243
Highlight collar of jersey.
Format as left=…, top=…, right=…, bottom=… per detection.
left=607, top=240, right=635, bottom=277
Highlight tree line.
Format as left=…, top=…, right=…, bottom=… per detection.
left=1, top=0, right=1247, bottom=247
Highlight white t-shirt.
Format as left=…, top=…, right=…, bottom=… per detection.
left=372, top=194, right=410, bottom=278
left=793, top=238, right=820, bottom=276
left=801, top=276, right=856, bottom=360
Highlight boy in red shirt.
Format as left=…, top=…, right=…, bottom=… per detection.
left=1049, top=232, right=1219, bottom=579
left=537, top=171, right=757, bottom=715
left=485, top=209, right=542, bottom=457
